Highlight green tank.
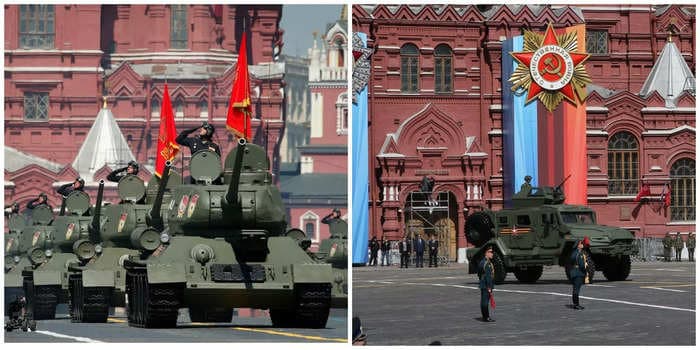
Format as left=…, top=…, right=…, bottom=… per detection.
left=123, top=140, right=334, bottom=328
left=67, top=169, right=181, bottom=323
left=466, top=186, right=637, bottom=284
left=22, top=189, right=103, bottom=320
left=6, top=205, right=54, bottom=318
left=310, top=219, right=347, bottom=308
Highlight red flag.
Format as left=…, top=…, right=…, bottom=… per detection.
left=226, top=33, right=252, bottom=140
left=635, top=183, right=651, bottom=202
left=489, top=292, right=496, bottom=309
left=661, top=184, right=671, bottom=207
left=155, top=83, right=180, bottom=177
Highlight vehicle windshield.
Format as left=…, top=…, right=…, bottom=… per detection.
left=560, top=211, right=596, bottom=224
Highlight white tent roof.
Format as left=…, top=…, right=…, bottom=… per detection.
left=639, top=39, right=696, bottom=107
left=71, top=107, right=136, bottom=180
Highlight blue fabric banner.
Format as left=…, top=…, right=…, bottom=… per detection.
left=503, top=35, right=539, bottom=207
left=351, top=32, right=369, bottom=265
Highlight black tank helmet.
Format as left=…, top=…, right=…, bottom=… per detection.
left=75, top=177, right=85, bottom=190
left=39, top=192, right=48, bottom=202
left=202, top=122, right=215, bottom=139
left=127, top=160, right=140, bottom=174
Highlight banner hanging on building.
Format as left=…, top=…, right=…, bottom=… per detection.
left=352, top=32, right=370, bottom=265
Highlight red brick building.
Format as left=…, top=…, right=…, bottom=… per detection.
left=5, top=5, right=285, bottom=208
left=353, top=4, right=695, bottom=262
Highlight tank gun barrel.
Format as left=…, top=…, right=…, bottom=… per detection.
left=148, top=161, right=171, bottom=231
left=89, top=180, right=105, bottom=242
left=225, top=138, right=247, bottom=207
left=556, top=174, right=572, bottom=191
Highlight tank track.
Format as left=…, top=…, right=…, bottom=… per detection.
left=270, top=283, right=331, bottom=329
left=69, top=274, right=111, bottom=323
left=23, top=276, right=59, bottom=320
left=126, top=267, right=183, bottom=328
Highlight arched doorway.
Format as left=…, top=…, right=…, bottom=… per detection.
left=403, top=191, right=459, bottom=261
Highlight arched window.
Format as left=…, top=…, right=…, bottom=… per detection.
left=150, top=97, right=161, bottom=117
left=175, top=98, right=184, bottom=118
left=670, top=158, right=695, bottom=221
left=607, top=131, right=639, bottom=195
left=401, top=44, right=419, bottom=93
left=301, top=211, right=319, bottom=241
left=170, top=5, right=188, bottom=49
left=305, top=222, right=315, bottom=240
left=335, top=38, right=345, bottom=67
left=434, top=44, right=453, bottom=93
left=198, top=100, right=208, bottom=118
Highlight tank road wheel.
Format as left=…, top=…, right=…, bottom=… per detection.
left=126, top=268, right=183, bottom=328
left=33, top=285, right=60, bottom=320
left=270, top=283, right=331, bottom=329
left=513, top=266, right=543, bottom=283
left=602, top=255, right=631, bottom=281
left=492, top=252, right=507, bottom=284
left=188, top=307, right=234, bottom=323
left=465, top=212, right=495, bottom=247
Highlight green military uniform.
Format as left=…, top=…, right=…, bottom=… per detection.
left=662, top=234, right=673, bottom=262
left=674, top=234, right=684, bottom=262
left=687, top=234, right=695, bottom=262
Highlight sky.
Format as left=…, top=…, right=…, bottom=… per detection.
left=280, top=4, right=344, bottom=58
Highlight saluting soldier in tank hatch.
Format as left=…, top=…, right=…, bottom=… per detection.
left=107, top=160, right=140, bottom=183
left=519, top=175, right=533, bottom=196
left=57, top=177, right=85, bottom=197
left=176, top=121, right=221, bottom=157
left=4, top=201, right=20, bottom=217
left=26, top=192, right=50, bottom=210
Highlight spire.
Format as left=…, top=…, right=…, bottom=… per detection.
left=341, top=4, right=347, bottom=21
left=639, top=38, right=695, bottom=107
left=71, top=105, right=136, bottom=181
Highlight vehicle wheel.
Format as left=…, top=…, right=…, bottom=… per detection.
left=492, top=252, right=507, bottom=284
left=465, top=212, right=495, bottom=247
left=513, top=265, right=543, bottom=283
left=295, top=283, right=331, bottom=328
left=189, top=307, right=233, bottom=323
left=602, top=255, right=631, bottom=281
left=126, top=268, right=182, bottom=328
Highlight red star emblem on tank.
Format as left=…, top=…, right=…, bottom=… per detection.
left=509, top=23, right=592, bottom=111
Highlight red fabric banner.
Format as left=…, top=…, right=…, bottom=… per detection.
left=155, top=83, right=179, bottom=177
left=635, top=184, right=651, bottom=202
left=226, top=33, right=252, bottom=140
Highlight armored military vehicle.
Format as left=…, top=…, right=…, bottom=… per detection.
left=23, top=188, right=104, bottom=320
left=466, top=186, right=636, bottom=284
left=68, top=168, right=181, bottom=323
left=123, top=140, right=334, bottom=328
left=310, top=218, right=348, bottom=308
left=6, top=204, right=54, bottom=318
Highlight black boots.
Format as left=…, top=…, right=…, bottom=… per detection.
left=572, top=294, right=584, bottom=310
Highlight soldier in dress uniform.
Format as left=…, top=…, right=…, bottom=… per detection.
left=107, top=160, right=140, bottom=182
left=428, top=234, right=439, bottom=267
left=57, top=177, right=85, bottom=197
left=26, top=193, right=50, bottom=210
left=478, top=246, right=495, bottom=322
left=176, top=122, right=221, bottom=157
left=687, top=233, right=695, bottom=262
left=399, top=235, right=411, bottom=268
left=662, top=233, right=673, bottom=262
left=674, top=233, right=684, bottom=262
left=569, top=237, right=591, bottom=310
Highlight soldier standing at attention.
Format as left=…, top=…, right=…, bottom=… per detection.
left=569, top=237, right=590, bottom=310
left=687, top=233, right=695, bottom=262
left=107, top=160, right=140, bottom=182
left=399, top=235, right=411, bottom=268
left=368, top=236, right=380, bottom=266
left=176, top=122, right=221, bottom=157
left=674, top=233, right=684, bottom=262
left=380, top=236, right=391, bottom=266
left=662, top=233, right=673, bottom=262
left=428, top=234, right=439, bottom=267
left=414, top=233, right=426, bottom=268
left=478, top=246, right=495, bottom=322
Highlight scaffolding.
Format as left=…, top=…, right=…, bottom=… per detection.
left=404, top=191, right=453, bottom=265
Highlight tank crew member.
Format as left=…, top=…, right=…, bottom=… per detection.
left=26, top=193, right=50, bottom=210
left=107, top=160, right=140, bottom=183
left=428, top=234, right=439, bottom=267
left=687, top=233, right=695, bottom=262
left=4, top=202, right=20, bottom=217
left=380, top=236, right=391, bottom=266
left=321, top=208, right=346, bottom=237
left=478, top=246, right=495, bottom=322
left=414, top=233, right=426, bottom=268
left=399, top=235, right=411, bottom=268
left=368, top=236, right=380, bottom=266
left=662, top=233, right=673, bottom=262
left=57, top=177, right=85, bottom=197
left=674, top=233, right=684, bottom=262
left=176, top=122, right=221, bottom=157
left=517, top=175, right=533, bottom=196
left=569, top=237, right=590, bottom=310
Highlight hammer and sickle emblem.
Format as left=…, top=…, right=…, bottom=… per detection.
left=541, top=55, right=564, bottom=78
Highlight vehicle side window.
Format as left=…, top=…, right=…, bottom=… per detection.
left=498, top=216, right=508, bottom=225
left=517, top=215, right=531, bottom=226
left=541, top=214, right=549, bottom=224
